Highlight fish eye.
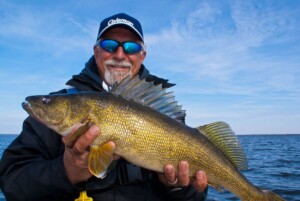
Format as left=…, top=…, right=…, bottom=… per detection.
left=42, top=97, right=51, bottom=104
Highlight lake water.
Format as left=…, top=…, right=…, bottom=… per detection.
left=0, top=134, right=299, bottom=200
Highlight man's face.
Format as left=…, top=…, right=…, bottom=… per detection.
left=94, top=27, right=146, bottom=86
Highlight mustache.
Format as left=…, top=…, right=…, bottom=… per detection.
left=104, top=60, right=132, bottom=68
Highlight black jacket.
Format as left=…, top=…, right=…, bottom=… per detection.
left=0, top=56, right=207, bottom=201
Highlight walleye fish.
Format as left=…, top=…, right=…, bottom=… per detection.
left=22, top=76, right=285, bottom=201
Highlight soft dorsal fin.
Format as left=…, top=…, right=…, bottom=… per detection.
left=197, top=121, right=248, bottom=170
left=110, top=76, right=186, bottom=123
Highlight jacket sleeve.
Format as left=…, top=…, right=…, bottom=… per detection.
left=0, top=117, right=77, bottom=201
left=153, top=174, right=207, bottom=201
left=163, top=185, right=208, bottom=201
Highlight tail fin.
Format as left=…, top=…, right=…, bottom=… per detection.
left=262, top=190, right=285, bottom=201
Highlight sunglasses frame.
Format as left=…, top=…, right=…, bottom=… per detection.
left=97, top=39, right=144, bottom=54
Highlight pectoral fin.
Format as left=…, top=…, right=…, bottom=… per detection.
left=88, top=142, right=115, bottom=178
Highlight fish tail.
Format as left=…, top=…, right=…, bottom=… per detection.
left=261, top=190, right=285, bottom=201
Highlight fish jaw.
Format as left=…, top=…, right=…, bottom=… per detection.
left=22, top=100, right=65, bottom=135
left=22, top=96, right=79, bottom=135
left=22, top=101, right=35, bottom=119
left=22, top=94, right=100, bottom=137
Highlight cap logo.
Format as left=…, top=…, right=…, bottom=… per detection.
left=97, top=14, right=143, bottom=41
left=108, top=18, right=134, bottom=28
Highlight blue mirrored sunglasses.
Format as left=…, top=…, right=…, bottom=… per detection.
left=97, top=39, right=143, bottom=54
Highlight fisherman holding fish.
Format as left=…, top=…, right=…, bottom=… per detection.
left=0, top=13, right=209, bottom=201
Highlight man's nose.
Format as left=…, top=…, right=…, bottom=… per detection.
left=113, top=46, right=126, bottom=60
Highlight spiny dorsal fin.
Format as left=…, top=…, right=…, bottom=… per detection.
left=110, top=76, right=186, bottom=123
left=197, top=121, right=248, bottom=170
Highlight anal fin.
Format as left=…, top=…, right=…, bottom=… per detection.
left=208, top=181, right=224, bottom=192
left=88, top=142, right=115, bottom=178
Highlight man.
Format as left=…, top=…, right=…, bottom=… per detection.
left=0, top=13, right=208, bottom=201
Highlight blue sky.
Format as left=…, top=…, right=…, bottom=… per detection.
left=0, top=0, right=299, bottom=135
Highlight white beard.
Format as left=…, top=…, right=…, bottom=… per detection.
left=104, top=60, right=133, bottom=86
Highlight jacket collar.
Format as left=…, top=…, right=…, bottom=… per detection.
left=66, top=56, right=174, bottom=91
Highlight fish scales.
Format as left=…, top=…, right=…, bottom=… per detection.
left=22, top=77, right=285, bottom=201
left=87, top=94, right=263, bottom=198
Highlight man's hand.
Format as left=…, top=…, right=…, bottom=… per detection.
left=158, top=161, right=208, bottom=192
left=62, top=125, right=100, bottom=184
left=62, top=125, right=119, bottom=184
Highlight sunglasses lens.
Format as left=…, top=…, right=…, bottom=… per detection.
left=99, top=40, right=119, bottom=52
left=123, top=42, right=142, bottom=54
left=99, top=40, right=142, bottom=54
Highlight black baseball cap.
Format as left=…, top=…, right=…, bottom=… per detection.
left=96, top=13, right=144, bottom=42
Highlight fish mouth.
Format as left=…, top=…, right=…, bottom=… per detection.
left=22, top=101, right=32, bottom=114
left=22, top=100, right=39, bottom=121
left=22, top=98, right=45, bottom=120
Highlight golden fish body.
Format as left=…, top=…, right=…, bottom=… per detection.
left=86, top=94, right=278, bottom=201
left=22, top=77, right=285, bottom=201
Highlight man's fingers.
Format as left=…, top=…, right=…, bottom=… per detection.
left=157, top=161, right=208, bottom=192
left=193, top=171, right=208, bottom=192
left=72, top=125, right=99, bottom=154
left=178, top=161, right=189, bottom=186
left=164, top=165, right=177, bottom=184
left=62, top=124, right=83, bottom=147
left=63, top=125, right=99, bottom=184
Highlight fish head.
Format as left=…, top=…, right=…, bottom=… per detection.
left=22, top=93, right=92, bottom=135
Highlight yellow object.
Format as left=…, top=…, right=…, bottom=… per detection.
left=74, top=191, right=93, bottom=201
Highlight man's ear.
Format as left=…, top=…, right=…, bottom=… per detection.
left=93, top=45, right=98, bottom=56
left=140, top=51, right=147, bottom=62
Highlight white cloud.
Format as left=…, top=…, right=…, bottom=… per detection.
left=0, top=3, right=98, bottom=56
left=146, top=1, right=300, bottom=94
left=143, top=1, right=300, bottom=134
left=0, top=0, right=299, bottom=134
